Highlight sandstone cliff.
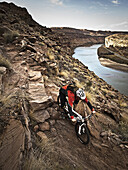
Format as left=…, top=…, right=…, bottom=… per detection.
left=0, top=2, right=128, bottom=170
left=98, top=33, right=128, bottom=72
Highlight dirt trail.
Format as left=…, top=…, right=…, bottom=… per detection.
left=44, top=110, right=128, bottom=170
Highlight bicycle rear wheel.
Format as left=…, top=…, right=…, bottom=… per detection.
left=75, top=122, right=90, bottom=145
left=57, top=95, right=61, bottom=106
left=57, top=95, right=69, bottom=118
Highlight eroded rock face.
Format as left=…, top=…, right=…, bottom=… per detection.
left=0, top=120, right=25, bottom=170
left=0, top=67, right=6, bottom=95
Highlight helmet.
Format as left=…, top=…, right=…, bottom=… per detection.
left=76, top=88, right=86, bottom=100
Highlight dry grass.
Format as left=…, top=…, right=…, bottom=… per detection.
left=23, top=138, right=53, bottom=170
left=46, top=50, right=55, bottom=61
left=118, top=120, right=128, bottom=140
left=59, top=71, right=69, bottom=78
left=23, top=138, right=73, bottom=170
left=3, top=31, right=19, bottom=43
left=73, top=78, right=83, bottom=89
left=118, top=97, right=127, bottom=107
left=86, top=92, right=92, bottom=102
left=48, top=54, right=55, bottom=60
left=101, top=88, right=109, bottom=96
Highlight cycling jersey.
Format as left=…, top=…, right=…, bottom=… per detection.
left=59, top=85, right=94, bottom=116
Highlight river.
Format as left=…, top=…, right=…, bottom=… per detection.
left=73, top=44, right=128, bottom=96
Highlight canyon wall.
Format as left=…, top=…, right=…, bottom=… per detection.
left=0, top=2, right=128, bottom=170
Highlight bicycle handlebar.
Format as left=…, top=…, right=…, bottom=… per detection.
left=63, top=105, right=94, bottom=121
left=72, top=109, right=94, bottom=121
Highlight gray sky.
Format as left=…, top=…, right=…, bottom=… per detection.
left=0, top=0, right=128, bottom=31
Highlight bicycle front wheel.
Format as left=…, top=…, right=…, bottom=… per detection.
left=75, top=122, right=90, bottom=145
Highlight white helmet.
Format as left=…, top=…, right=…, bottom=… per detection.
left=76, top=88, right=86, bottom=100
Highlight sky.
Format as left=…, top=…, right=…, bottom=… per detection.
left=0, top=0, right=128, bottom=31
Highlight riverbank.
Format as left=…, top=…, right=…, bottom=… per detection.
left=99, top=58, right=128, bottom=72
left=73, top=44, right=128, bottom=96
left=98, top=45, right=128, bottom=72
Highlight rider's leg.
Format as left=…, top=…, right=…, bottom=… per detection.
left=60, top=92, right=66, bottom=108
left=68, top=104, right=76, bottom=122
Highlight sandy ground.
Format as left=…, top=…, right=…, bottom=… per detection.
left=99, top=58, right=128, bottom=72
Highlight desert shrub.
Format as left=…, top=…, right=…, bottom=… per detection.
left=118, top=120, right=128, bottom=140
left=86, top=92, right=92, bottom=102
left=84, top=80, right=92, bottom=91
left=59, top=71, right=68, bottom=78
left=118, top=97, right=127, bottom=107
left=75, top=81, right=83, bottom=89
left=0, top=54, right=11, bottom=69
left=86, top=80, right=92, bottom=87
left=46, top=49, right=55, bottom=61
left=48, top=53, right=55, bottom=60
left=3, top=30, right=19, bottom=43
left=23, top=140, right=54, bottom=170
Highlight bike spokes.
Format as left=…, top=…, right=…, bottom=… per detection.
left=75, top=123, right=90, bottom=145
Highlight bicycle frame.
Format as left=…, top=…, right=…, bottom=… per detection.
left=58, top=95, right=92, bottom=144
left=58, top=95, right=93, bottom=122
left=64, top=104, right=92, bottom=122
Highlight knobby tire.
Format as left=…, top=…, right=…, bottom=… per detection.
left=75, top=122, right=90, bottom=145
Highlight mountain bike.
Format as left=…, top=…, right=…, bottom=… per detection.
left=57, top=95, right=93, bottom=145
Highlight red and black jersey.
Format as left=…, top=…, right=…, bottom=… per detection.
left=61, top=85, right=94, bottom=112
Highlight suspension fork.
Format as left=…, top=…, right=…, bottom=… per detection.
left=78, top=123, right=86, bottom=135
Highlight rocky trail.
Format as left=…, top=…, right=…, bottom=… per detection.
left=0, top=2, right=128, bottom=170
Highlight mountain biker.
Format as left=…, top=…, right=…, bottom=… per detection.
left=59, top=84, right=95, bottom=122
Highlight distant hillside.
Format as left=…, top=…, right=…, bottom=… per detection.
left=51, top=27, right=128, bottom=49
left=51, top=27, right=110, bottom=48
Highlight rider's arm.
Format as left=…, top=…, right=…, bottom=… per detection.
left=84, top=97, right=94, bottom=112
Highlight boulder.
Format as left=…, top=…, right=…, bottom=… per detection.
left=28, top=70, right=42, bottom=81
left=29, top=96, right=53, bottom=112
left=49, top=119, right=56, bottom=126
left=33, top=110, right=50, bottom=123
left=0, top=66, right=6, bottom=74
left=28, top=75, right=53, bottom=111
left=33, top=125, right=39, bottom=132
left=39, top=122, right=50, bottom=131
left=37, top=131, right=48, bottom=141
left=45, top=83, right=59, bottom=101
left=47, top=107, right=60, bottom=119
left=51, top=128, right=57, bottom=136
